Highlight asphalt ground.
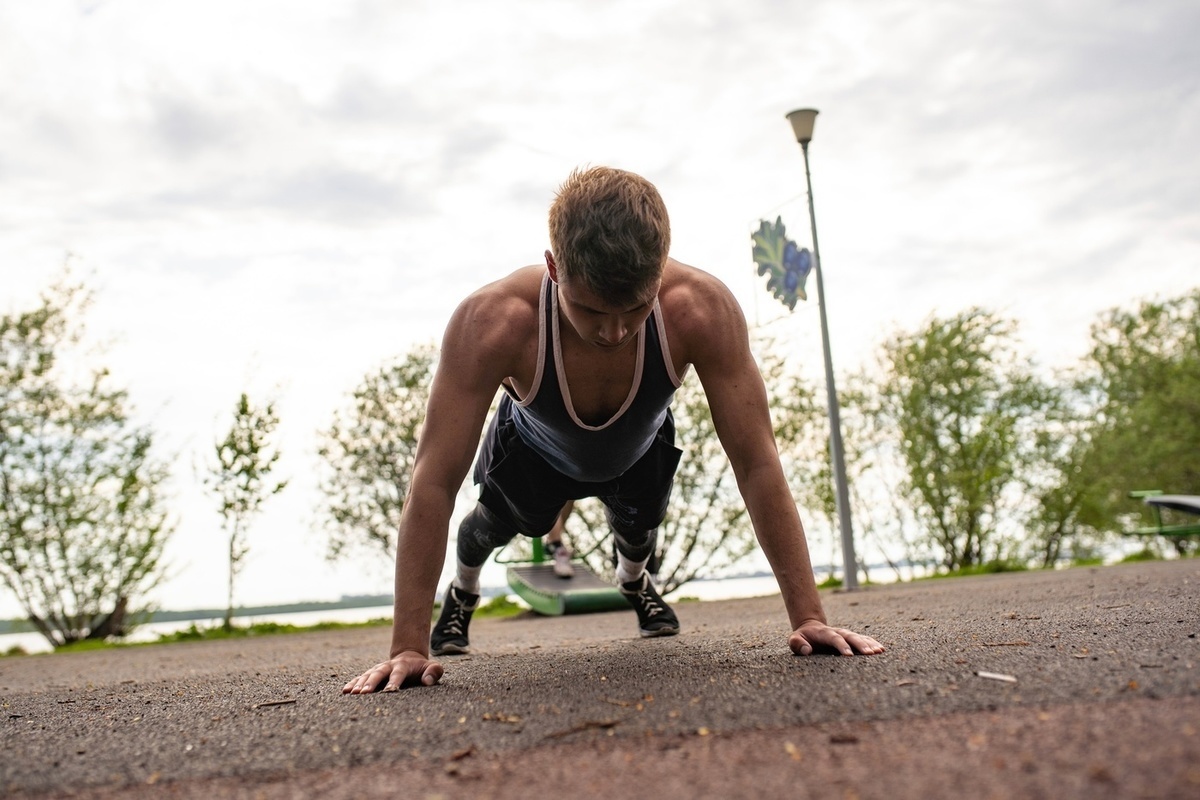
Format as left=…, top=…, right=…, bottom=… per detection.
left=1, top=558, right=1197, bottom=799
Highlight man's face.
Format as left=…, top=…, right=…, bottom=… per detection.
left=556, top=274, right=658, bottom=352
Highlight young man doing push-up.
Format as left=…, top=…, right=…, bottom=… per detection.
left=344, top=166, right=883, bottom=694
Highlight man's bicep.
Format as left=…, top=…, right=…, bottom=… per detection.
left=413, top=302, right=510, bottom=493
left=413, top=362, right=498, bottom=492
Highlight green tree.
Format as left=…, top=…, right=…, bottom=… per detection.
left=838, top=372, right=933, bottom=582
left=0, top=278, right=174, bottom=647
left=316, top=344, right=436, bottom=560
left=549, top=342, right=823, bottom=595
left=1016, top=379, right=1112, bottom=568
left=204, top=393, right=286, bottom=631
left=1069, top=289, right=1200, bottom=553
left=870, top=309, right=1050, bottom=571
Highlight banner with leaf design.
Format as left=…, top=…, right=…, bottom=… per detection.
left=752, top=216, right=812, bottom=311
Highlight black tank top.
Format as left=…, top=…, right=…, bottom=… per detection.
left=505, top=273, right=686, bottom=482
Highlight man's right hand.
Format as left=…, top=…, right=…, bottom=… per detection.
left=342, top=651, right=444, bottom=694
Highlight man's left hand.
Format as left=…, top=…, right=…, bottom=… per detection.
left=790, top=620, right=885, bottom=656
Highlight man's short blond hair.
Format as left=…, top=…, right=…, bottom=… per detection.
left=548, top=166, right=671, bottom=307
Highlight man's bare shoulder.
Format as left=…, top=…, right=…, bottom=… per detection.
left=448, top=265, right=543, bottom=349
left=658, top=259, right=745, bottom=346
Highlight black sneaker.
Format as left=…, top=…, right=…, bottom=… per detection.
left=430, top=584, right=480, bottom=655
left=619, top=572, right=679, bottom=637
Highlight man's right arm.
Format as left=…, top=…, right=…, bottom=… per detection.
left=343, top=285, right=528, bottom=694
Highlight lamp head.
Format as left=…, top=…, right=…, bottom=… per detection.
left=786, top=108, right=819, bottom=145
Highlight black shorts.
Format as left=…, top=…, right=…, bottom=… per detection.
left=472, top=402, right=682, bottom=537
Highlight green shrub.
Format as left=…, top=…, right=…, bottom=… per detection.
left=923, top=560, right=1030, bottom=580
left=1120, top=548, right=1161, bottom=563
left=473, top=595, right=525, bottom=619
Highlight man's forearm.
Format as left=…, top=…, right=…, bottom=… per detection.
left=388, top=491, right=454, bottom=658
left=739, top=468, right=828, bottom=629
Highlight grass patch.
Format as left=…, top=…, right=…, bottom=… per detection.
left=153, top=617, right=393, bottom=644
left=920, top=560, right=1030, bottom=580
left=1120, top=548, right=1162, bottom=563
left=467, top=595, right=525, bottom=620
left=51, top=639, right=116, bottom=654
left=1, top=616, right=396, bottom=656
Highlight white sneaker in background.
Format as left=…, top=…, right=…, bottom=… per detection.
left=552, top=546, right=575, bottom=579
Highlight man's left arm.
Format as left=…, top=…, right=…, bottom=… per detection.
left=683, top=278, right=884, bottom=657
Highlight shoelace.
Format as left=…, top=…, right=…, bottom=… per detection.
left=632, top=585, right=665, bottom=618
left=442, top=595, right=471, bottom=635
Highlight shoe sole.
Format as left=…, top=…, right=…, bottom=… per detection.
left=431, top=643, right=470, bottom=656
left=639, top=626, right=679, bottom=638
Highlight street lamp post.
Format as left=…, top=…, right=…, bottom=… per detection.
left=785, top=108, right=858, bottom=590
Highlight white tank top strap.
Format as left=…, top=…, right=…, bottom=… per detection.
left=653, top=301, right=688, bottom=388
left=513, top=273, right=550, bottom=408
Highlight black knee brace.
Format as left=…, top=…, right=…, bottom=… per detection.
left=612, top=529, right=657, bottom=564
left=457, top=505, right=518, bottom=568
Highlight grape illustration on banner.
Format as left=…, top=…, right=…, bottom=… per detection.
left=752, top=216, right=812, bottom=311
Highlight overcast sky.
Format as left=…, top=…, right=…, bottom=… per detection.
left=2, top=0, right=1198, bottom=618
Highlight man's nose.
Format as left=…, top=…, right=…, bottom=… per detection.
left=599, top=316, right=627, bottom=344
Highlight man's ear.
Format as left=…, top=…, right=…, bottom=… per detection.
left=545, top=250, right=559, bottom=283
